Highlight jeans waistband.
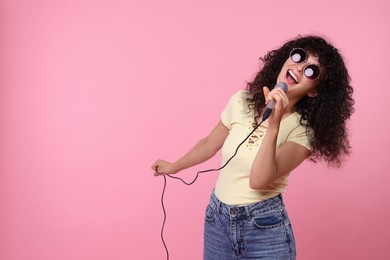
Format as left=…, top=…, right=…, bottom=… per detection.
left=209, top=192, right=284, bottom=219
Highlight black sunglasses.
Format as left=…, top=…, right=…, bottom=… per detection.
left=289, top=48, right=321, bottom=81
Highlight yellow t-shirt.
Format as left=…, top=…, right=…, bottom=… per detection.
left=214, top=90, right=312, bottom=205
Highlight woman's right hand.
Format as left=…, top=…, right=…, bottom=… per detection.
left=150, top=120, right=229, bottom=177
left=151, top=159, right=177, bottom=176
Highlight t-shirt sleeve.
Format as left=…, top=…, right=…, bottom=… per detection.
left=220, top=90, right=244, bottom=129
left=286, top=124, right=313, bottom=152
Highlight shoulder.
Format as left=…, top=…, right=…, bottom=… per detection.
left=279, top=112, right=313, bottom=150
left=221, top=89, right=253, bottom=127
left=226, top=89, right=251, bottom=106
left=231, top=89, right=248, bottom=100
left=283, top=112, right=308, bottom=128
left=282, top=112, right=313, bottom=137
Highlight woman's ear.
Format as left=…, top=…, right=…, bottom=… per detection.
left=308, top=90, right=317, bottom=97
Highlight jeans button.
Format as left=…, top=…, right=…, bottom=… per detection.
left=230, top=208, right=237, bottom=217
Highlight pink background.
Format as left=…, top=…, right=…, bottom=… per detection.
left=1, top=0, right=389, bottom=259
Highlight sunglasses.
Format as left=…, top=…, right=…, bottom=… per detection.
left=289, top=48, right=321, bottom=81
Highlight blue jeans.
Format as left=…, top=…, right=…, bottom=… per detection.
left=204, top=192, right=296, bottom=260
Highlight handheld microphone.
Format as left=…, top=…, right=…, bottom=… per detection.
left=262, top=82, right=288, bottom=121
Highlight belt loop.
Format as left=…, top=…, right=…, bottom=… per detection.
left=214, top=194, right=221, bottom=215
left=245, top=205, right=251, bottom=219
left=278, top=193, right=285, bottom=207
left=219, top=200, right=224, bottom=215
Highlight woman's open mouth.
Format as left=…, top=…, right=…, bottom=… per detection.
left=286, top=69, right=299, bottom=84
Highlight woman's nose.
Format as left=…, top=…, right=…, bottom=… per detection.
left=296, top=63, right=307, bottom=73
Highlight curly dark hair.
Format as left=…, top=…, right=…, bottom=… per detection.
left=246, top=35, right=355, bottom=167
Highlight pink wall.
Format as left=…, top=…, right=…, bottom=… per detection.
left=1, top=0, right=389, bottom=259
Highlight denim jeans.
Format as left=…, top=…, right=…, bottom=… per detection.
left=204, top=192, right=296, bottom=260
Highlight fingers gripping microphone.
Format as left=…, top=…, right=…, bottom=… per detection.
left=261, top=82, right=288, bottom=121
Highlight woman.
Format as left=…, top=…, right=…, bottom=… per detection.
left=151, top=35, right=354, bottom=259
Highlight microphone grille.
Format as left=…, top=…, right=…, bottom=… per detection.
left=275, top=82, right=288, bottom=92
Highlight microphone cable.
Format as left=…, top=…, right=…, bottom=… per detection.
left=159, top=117, right=267, bottom=260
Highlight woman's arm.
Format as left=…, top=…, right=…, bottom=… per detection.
left=249, top=132, right=310, bottom=189
left=249, top=87, right=310, bottom=189
left=151, top=120, right=229, bottom=176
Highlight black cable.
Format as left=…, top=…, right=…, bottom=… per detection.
left=161, top=175, right=169, bottom=260
left=160, top=118, right=266, bottom=259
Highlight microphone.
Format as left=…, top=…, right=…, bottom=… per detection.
left=261, top=82, right=288, bottom=121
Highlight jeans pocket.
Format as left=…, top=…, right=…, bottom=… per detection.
left=205, top=204, right=216, bottom=222
left=251, top=210, right=284, bottom=229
